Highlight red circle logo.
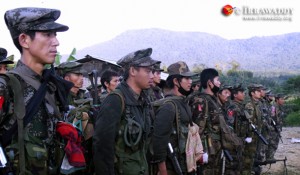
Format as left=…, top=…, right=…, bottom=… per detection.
left=222, top=5, right=234, bottom=16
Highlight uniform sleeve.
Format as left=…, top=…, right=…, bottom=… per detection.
left=93, top=94, right=123, bottom=175
left=152, top=102, right=176, bottom=162
left=189, top=96, right=207, bottom=135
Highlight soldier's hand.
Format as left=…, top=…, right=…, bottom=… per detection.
left=245, top=137, right=252, bottom=143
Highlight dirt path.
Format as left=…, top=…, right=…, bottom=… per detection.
left=261, top=127, right=300, bottom=175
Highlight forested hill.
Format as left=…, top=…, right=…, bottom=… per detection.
left=77, top=28, right=300, bottom=73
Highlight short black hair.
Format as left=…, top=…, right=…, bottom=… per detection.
left=166, top=74, right=183, bottom=89
left=101, top=70, right=119, bottom=90
left=200, top=68, right=218, bottom=89
left=13, top=30, right=36, bottom=53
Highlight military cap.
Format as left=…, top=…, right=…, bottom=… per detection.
left=275, top=93, right=286, bottom=99
left=247, top=83, right=263, bottom=92
left=117, top=48, right=160, bottom=67
left=191, top=73, right=201, bottom=85
left=0, top=47, right=14, bottom=64
left=57, top=61, right=84, bottom=76
left=153, top=63, right=164, bottom=72
left=4, top=7, right=69, bottom=39
left=219, top=84, right=233, bottom=92
left=167, top=61, right=195, bottom=77
left=231, top=84, right=245, bottom=92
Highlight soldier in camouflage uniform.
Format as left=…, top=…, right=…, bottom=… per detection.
left=190, top=73, right=201, bottom=94
left=0, top=7, right=72, bottom=174
left=227, top=84, right=253, bottom=175
left=147, top=63, right=164, bottom=102
left=256, top=86, right=273, bottom=168
left=152, top=61, right=201, bottom=174
left=93, top=48, right=160, bottom=175
left=245, top=84, right=265, bottom=175
left=189, top=68, right=243, bottom=175
left=266, top=94, right=285, bottom=160
left=0, top=48, right=14, bottom=74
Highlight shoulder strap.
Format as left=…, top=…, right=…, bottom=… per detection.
left=110, top=89, right=125, bottom=114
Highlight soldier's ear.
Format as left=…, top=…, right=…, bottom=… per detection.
left=19, top=33, right=30, bottom=49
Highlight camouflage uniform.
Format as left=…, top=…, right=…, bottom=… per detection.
left=227, top=84, right=252, bottom=175
left=189, top=69, right=243, bottom=175
left=244, top=84, right=264, bottom=174
left=152, top=61, right=197, bottom=174
left=93, top=48, right=160, bottom=175
left=0, top=7, right=70, bottom=175
left=266, top=94, right=285, bottom=160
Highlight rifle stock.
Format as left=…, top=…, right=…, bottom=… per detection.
left=271, top=119, right=283, bottom=143
left=167, top=143, right=183, bottom=175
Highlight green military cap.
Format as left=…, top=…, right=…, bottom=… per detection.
left=4, top=7, right=69, bottom=39
left=117, top=48, right=160, bottom=67
left=86, top=84, right=102, bottom=91
left=0, top=47, right=14, bottom=64
left=247, top=83, right=263, bottom=92
left=275, top=93, right=286, bottom=99
left=191, top=73, right=201, bottom=85
left=153, top=63, right=164, bottom=72
left=167, top=61, right=195, bottom=77
left=231, top=83, right=245, bottom=92
left=57, top=61, right=84, bottom=76
left=219, top=84, right=233, bottom=92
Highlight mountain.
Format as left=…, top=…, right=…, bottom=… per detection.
left=76, top=28, right=300, bottom=73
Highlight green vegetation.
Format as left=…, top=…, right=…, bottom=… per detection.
left=284, top=98, right=300, bottom=126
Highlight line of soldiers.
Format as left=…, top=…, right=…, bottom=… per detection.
left=0, top=6, right=286, bottom=175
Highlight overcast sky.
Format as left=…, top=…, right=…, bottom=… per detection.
left=0, top=0, right=299, bottom=59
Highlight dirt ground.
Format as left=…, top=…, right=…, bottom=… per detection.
left=261, top=127, right=300, bottom=175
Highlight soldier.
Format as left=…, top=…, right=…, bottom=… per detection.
left=228, top=84, right=253, bottom=175
left=152, top=61, right=203, bottom=174
left=0, top=48, right=14, bottom=74
left=99, top=69, right=120, bottom=102
left=245, top=84, right=264, bottom=175
left=191, top=73, right=201, bottom=93
left=189, top=68, right=243, bottom=175
left=57, top=61, right=95, bottom=174
left=93, top=48, right=160, bottom=175
left=0, top=7, right=72, bottom=174
left=148, top=63, right=164, bottom=102
left=266, top=93, right=285, bottom=161
left=57, top=61, right=86, bottom=105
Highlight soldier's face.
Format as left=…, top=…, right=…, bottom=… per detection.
left=0, top=64, right=8, bottom=74
left=212, top=76, right=221, bottom=88
left=153, top=71, right=161, bottom=85
left=251, top=90, right=261, bottom=100
left=178, top=77, right=192, bottom=92
left=22, top=31, right=59, bottom=65
left=235, top=91, right=245, bottom=101
left=65, top=73, right=83, bottom=88
left=106, top=76, right=120, bottom=92
left=133, top=66, right=154, bottom=89
left=278, top=98, right=285, bottom=105
left=218, top=89, right=231, bottom=103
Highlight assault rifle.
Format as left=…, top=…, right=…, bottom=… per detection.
left=254, top=157, right=287, bottom=166
left=270, top=118, right=283, bottom=143
left=244, top=110, right=269, bottom=145
left=167, top=143, right=183, bottom=175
